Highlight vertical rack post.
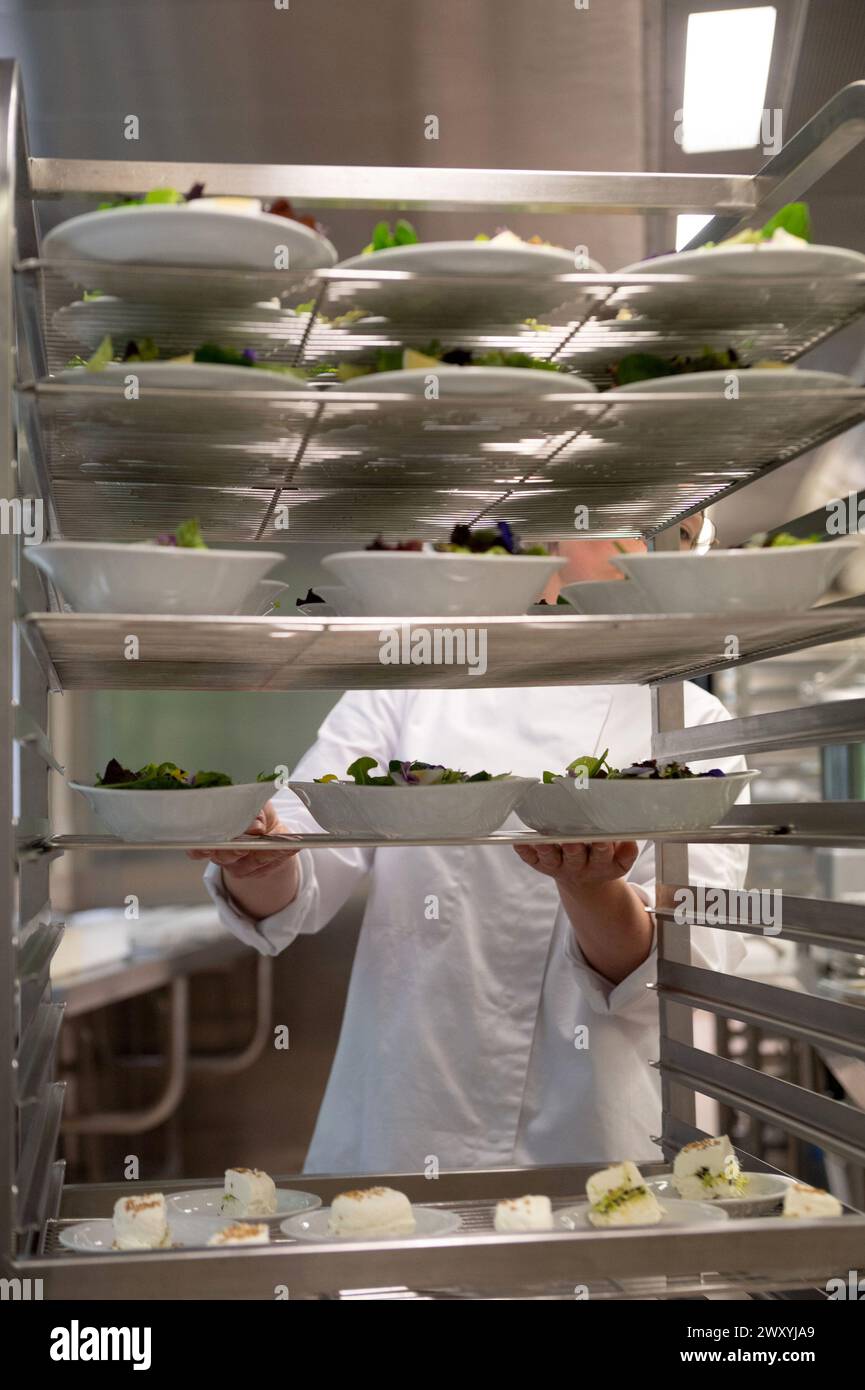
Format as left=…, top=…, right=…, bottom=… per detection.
left=650, top=523, right=695, bottom=1142
left=0, top=58, right=21, bottom=1268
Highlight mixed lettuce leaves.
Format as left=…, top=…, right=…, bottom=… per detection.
left=95, top=759, right=278, bottom=790
left=154, top=518, right=207, bottom=549
left=542, top=754, right=726, bottom=782
left=315, top=758, right=511, bottom=786
left=365, top=521, right=548, bottom=557
left=700, top=200, right=812, bottom=251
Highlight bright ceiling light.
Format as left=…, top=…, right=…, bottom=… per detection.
left=681, top=7, right=777, bottom=154
left=676, top=213, right=714, bottom=250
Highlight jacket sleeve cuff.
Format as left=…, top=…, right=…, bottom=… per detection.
left=202, top=850, right=316, bottom=957
left=562, top=885, right=658, bottom=1015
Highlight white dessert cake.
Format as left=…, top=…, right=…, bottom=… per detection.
left=783, top=1183, right=843, bottom=1219
left=112, top=1193, right=171, bottom=1250
left=586, top=1161, right=663, bottom=1228
left=673, top=1135, right=748, bottom=1201
left=207, top=1222, right=270, bottom=1246
left=494, top=1195, right=554, bottom=1232
left=220, top=1168, right=278, bottom=1218
left=327, top=1186, right=416, bottom=1237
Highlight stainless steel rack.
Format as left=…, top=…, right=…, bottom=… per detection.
left=3, top=57, right=865, bottom=1299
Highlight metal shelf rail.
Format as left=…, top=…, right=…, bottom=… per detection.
left=2, top=57, right=865, bottom=1297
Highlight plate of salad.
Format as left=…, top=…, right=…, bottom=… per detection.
left=327, top=345, right=595, bottom=397
left=515, top=752, right=756, bottom=835
left=43, top=186, right=337, bottom=300
left=290, top=758, right=536, bottom=839
left=54, top=336, right=312, bottom=391
left=321, top=523, right=565, bottom=616
left=333, top=222, right=605, bottom=324
left=619, top=202, right=865, bottom=280
left=52, top=296, right=296, bottom=357
left=24, top=519, right=285, bottom=615
left=69, top=762, right=280, bottom=843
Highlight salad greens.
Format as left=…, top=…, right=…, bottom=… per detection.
left=155, top=518, right=207, bottom=549
left=543, top=754, right=725, bottom=782
left=609, top=346, right=744, bottom=387
left=366, top=521, right=549, bottom=557
left=700, top=200, right=812, bottom=251
left=308, top=342, right=565, bottom=382
left=69, top=335, right=307, bottom=379
left=361, top=219, right=420, bottom=253
left=745, top=530, right=823, bottom=549
left=315, top=758, right=510, bottom=786
left=95, top=759, right=279, bottom=789
left=96, top=759, right=233, bottom=790
left=97, top=186, right=194, bottom=211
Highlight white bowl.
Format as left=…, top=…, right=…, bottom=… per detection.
left=560, top=579, right=654, bottom=615
left=336, top=365, right=596, bottom=397
left=612, top=545, right=857, bottom=615
left=516, top=771, right=757, bottom=835
left=234, top=579, right=290, bottom=616
left=321, top=551, right=566, bottom=617
left=289, top=778, right=537, bottom=839
left=69, top=780, right=276, bottom=843
left=25, top=542, right=285, bottom=615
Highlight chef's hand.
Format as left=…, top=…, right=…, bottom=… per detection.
left=187, top=801, right=302, bottom=920
left=512, top=839, right=638, bottom=885
left=513, top=840, right=652, bottom=985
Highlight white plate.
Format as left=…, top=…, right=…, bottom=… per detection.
left=620, top=243, right=865, bottom=279
left=515, top=771, right=757, bottom=836
left=337, top=365, right=596, bottom=397
left=52, top=361, right=308, bottom=392
left=613, top=543, right=858, bottom=615
left=281, top=1205, right=462, bottom=1242
left=648, top=1173, right=790, bottom=1218
left=25, top=541, right=285, bottom=615
left=69, top=780, right=277, bottom=843
left=58, top=1214, right=228, bottom=1252
left=556, top=1199, right=728, bottom=1230
left=44, top=204, right=337, bottom=300
left=335, top=240, right=601, bottom=325
left=609, top=367, right=855, bottom=397
left=321, top=550, right=566, bottom=617
left=53, top=297, right=295, bottom=355
left=167, top=1187, right=322, bottom=1220
left=290, top=777, right=538, bottom=839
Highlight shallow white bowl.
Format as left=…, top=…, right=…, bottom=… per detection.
left=560, top=579, right=654, bottom=615
left=289, top=778, right=537, bottom=839
left=69, top=780, right=276, bottom=843
left=612, top=544, right=857, bottom=615
left=321, top=551, right=565, bottom=617
left=337, top=365, right=596, bottom=397
left=25, top=542, right=285, bottom=616
left=515, top=771, right=757, bottom=836
left=234, top=579, right=290, bottom=616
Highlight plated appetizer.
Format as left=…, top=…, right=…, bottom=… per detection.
left=69, top=760, right=278, bottom=843
left=206, top=1223, right=270, bottom=1247
left=586, top=1161, right=663, bottom=1228
left=516, top=755, right=755, bottom=836
left=494, top=1195, right=554, bottom=1232
left=62, top=334, right=309, bottom=381
left=113, top=1193, right=171, bottom=1251
left=290, top=762, right=536, bottom=839
left=672, top=1136, right=747, bottom=1201
left=335, top=222, right=605, bottom=326
left=220, top=1167, right=278, bottom=1218
left=25, top=525, right=285, bottom=616
left=328, top=1186, right=416, bottom=1238
left=43, top=183, right=337, bottom=296
left=782, top=1184, right=843, bottom=1219
left=281, top=1190, right=461, bottom=1243
left=620, top=201, right=865, bottom=279
left=321, top=522, right=565, bottom=617
left=612, top=539, right=857, bottom=615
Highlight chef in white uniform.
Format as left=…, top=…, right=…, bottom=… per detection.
left=197, top=524, right=748, bottom=1174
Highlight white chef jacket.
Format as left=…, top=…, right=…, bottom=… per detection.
left=205, top=683, right=748, bottom=1174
